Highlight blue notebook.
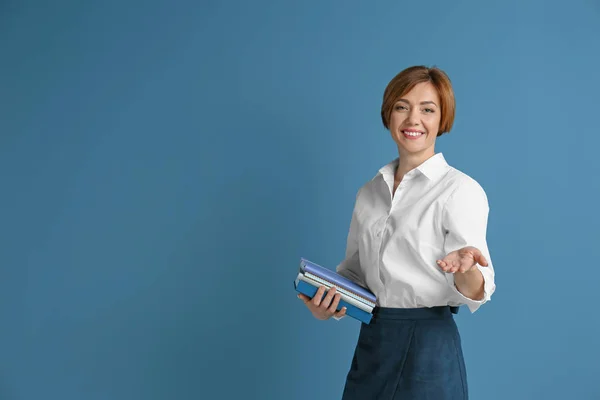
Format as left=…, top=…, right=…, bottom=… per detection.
left=294, top=279, right=373, bottom=324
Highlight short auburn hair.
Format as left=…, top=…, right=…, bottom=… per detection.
left=380, top=65, right=456, bottom=136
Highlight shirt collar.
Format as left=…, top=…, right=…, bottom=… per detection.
left=378, top=153, right=450, bottom=182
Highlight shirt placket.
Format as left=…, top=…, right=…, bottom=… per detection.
left=375, top=176, right=411, bottom=306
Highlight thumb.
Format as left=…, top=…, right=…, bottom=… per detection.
left=467, top=247, right=488, bottom=267
left=476, top=253, right=488, bottom=267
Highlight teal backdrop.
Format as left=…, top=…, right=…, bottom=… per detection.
left=1, top=1, right=599, bottom=399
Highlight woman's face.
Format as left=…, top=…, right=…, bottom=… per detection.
left=388, top=81, right=442, bottom=158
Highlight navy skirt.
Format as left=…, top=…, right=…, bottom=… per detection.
left=341, top=306, right=468, bottom=400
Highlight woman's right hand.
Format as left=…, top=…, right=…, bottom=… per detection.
left=297, top=286, right=347, bottom=320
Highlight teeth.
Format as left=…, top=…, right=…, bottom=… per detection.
left=403, top=131, right=423, bottom=137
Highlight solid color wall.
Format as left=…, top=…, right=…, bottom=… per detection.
left=1, top=1, right=599, bottom=399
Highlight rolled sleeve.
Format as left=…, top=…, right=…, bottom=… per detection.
left=442, top=177, right=496, bottom=313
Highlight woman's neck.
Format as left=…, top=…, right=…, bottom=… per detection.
left=395, top=150, right=435, bottom=182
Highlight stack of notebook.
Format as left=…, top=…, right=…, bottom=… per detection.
left=294, top=257, right=376, bottom=324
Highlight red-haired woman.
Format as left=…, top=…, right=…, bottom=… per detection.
left=298, top=65, right=497, bottom=399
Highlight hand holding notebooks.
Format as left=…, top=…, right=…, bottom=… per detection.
left=294, top=257, right=376, bottom=324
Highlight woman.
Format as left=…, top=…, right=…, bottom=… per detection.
left=297, top=65, right=496, bottom=399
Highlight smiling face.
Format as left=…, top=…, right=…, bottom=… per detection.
left=388, top=81, right=442, bottom=159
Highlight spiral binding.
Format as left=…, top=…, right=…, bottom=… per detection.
left=304, top=272, right=376, bottom=307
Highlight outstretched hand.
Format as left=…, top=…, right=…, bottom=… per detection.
left=437, top=246, right=488, bottom=274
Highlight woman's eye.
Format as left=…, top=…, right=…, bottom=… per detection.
left=423, top=108, right=434, bottom=113
left=395, top=105, right=408, bottom=110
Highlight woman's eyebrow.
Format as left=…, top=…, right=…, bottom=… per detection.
left=397, top=99, right=438, bottom=107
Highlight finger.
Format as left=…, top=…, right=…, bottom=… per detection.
left=297, top=293, right=310, bottom=303
left=437, top=260, right=451, bottom=272
left=334, top=306, right=347, bottom=319
left=320, top=286, right=337, bottom=309
left=312, top=286, right=327, bottom=307
left=450, top=260, right=460, bottom=273
left=448, top=261, right=457, bottom=273
left=327, top=293, right=342, bottom=314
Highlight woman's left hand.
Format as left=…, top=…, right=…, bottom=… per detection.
left=437, top=246, right=488, bottom=274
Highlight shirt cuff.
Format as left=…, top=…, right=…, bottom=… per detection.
left=446, top=264, right=492, bottom=313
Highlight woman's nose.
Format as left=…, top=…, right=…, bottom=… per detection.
left=408, top=109, right=421, bottom=125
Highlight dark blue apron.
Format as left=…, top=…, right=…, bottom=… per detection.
left=341, top=306, right=468, bottom=399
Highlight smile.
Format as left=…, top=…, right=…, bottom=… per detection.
left=402, top=130, right=425, bottom=138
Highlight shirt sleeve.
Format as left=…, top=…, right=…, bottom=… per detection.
left=333, top=189, right=367, bottom=322
left=442, top=177, right=496, bottom=313
left=335, top=188, right=367, bottom=289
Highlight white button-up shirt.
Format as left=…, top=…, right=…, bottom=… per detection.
left=336, top=153, right=496, bottom=313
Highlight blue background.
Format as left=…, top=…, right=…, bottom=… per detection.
left=1, top=1, right=599, bottom=399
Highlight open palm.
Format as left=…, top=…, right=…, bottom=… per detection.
left=437, top=246, right=488, bottom=274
